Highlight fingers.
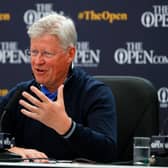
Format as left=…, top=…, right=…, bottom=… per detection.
left=20, top=108, right=38, bottom=120
left=19, top=85, right=50, bottom=114
left=30, top=86, right=49, bottom=103
left=8, top=147, right=48, bottom=163
left=24, top=150, right=48, bottom=163
left=19, top=99, right=39, bottom=113
left=21, top=91, right=42, bottom=107
left=19, top=91, right=40, bottom=117
left=21, top=85, right=63, bottom=106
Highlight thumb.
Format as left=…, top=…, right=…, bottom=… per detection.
left=57, top=84, right=64, bottom=104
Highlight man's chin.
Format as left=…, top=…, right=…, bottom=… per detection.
left=35, top=79, right=45, bottom=85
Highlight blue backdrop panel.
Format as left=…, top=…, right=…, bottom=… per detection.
left=0, top=0, right=167, bottom=131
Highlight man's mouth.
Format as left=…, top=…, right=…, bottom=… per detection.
left=35, top=68, right=47, bottom=74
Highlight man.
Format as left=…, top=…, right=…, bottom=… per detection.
left=0, top=13, right=117, bottom=163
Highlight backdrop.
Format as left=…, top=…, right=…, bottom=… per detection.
left=0, top=0, right=168, bottom=132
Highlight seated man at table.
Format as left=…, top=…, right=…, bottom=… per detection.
left=0, top=12, right=117, bottom=163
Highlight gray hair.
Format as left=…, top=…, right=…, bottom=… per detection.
left=27, top=13, right=77, bottom=50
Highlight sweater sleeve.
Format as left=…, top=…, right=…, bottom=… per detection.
left=63, top=84, right=117, bottom=163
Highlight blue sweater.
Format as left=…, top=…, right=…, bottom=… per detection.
left=0, top=68, right=117, bottom=162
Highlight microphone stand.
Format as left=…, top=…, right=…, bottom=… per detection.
left=0, top=89, right=22, bottom=162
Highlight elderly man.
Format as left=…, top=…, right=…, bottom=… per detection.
left=0, top=13, right=117, bottom=163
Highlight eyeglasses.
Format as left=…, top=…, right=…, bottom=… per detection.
left=28, top=49, right=64, bottom=58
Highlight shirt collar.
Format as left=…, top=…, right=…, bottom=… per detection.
left=40, top=85, right=57, bottom=101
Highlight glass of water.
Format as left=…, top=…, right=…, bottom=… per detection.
left=133, top=137, right=151, bottom=165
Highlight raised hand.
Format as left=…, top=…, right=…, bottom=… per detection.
left=19, top=85, right=72, bottom=135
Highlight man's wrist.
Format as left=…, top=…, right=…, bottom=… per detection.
left=62, top=120, right=76, bottom=139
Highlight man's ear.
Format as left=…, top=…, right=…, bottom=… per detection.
left=67, top=47, right=76, bottom=63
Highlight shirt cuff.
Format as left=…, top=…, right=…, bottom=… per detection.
left=63, top=121, right=76, bottom=139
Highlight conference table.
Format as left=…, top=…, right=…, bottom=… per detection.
left=0, top=162, right=165, bottom=168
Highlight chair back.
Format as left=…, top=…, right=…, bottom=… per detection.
left=94, top=75, right=159, bottom=161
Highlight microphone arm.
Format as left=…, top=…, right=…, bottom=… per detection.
left=0, top=88, right=23, bottom=149
left=0, top=109, right=7, bottom=132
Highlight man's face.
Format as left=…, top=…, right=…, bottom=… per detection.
left=30, top=34, right=75, bottom=91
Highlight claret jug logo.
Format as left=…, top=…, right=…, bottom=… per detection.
left=114, top=42, right=168, bottom=65
left=158, top=87, right=168, bottom=108
left=0, top=41, right=30, bottom=64
left=24, top=3, right=63, bottom=28
left=141, top=5, right=168, bottom=28
left=73, top=41, right=100, bottom=67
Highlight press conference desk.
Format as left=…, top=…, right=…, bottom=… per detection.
left=0, top=162, right=164, bottom=168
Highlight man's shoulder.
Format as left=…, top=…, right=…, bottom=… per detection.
left=15, top=79, right=37, bottom=89
left=72, top=67, right=100, bottom=82
left=72, top=67, right=106, bottom=90
left=0, top=79, right=36, bottom=107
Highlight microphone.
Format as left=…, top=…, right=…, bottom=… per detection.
left=0, top=88, right=23, bottom=161
left=0, top=88, right=23, bottom=149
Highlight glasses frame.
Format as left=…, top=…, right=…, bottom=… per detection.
left=28, top=49, right=66, bottom=58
